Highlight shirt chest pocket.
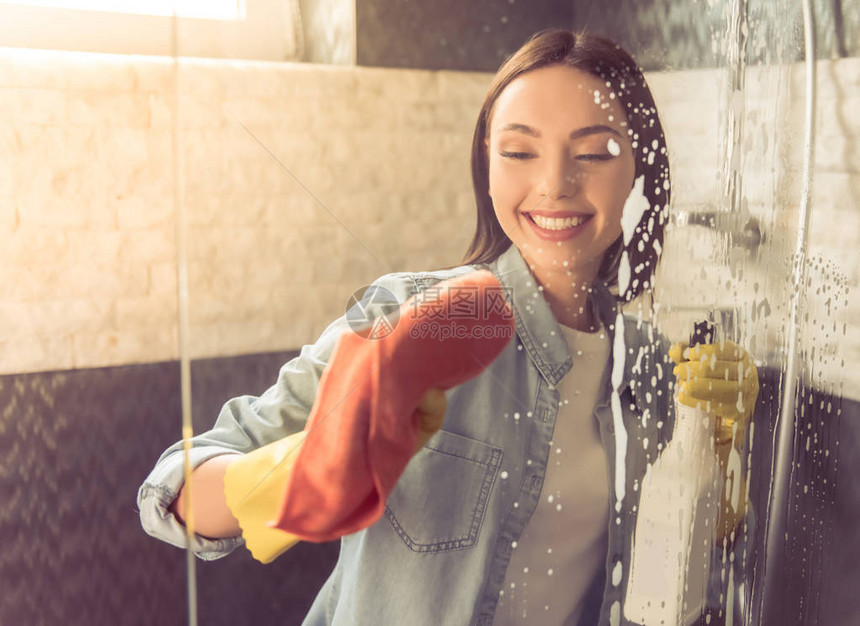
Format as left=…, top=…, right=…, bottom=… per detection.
left=383, top=429, right=503, bottom=553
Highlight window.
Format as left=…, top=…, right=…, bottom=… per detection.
left=0, top=0, right=300, bottom=61
left=0, top=0, right=245, bottom=20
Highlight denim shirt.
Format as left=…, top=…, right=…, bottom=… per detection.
left=138, top=243, right=686, bottom=626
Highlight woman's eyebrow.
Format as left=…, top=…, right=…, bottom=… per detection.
left=497, top=123, right=621, bottom=140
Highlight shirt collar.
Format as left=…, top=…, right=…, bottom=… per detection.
left=484, top=245, right=647, bottom=400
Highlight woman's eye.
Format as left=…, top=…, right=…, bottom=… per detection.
left=498, top=151, right=614, bottom=162
left=576, top=153, right=614, bottom=162
left=499, top=151, right=533, bottom=160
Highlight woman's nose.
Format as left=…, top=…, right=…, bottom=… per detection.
left=536, top=156, right=580, bottom=199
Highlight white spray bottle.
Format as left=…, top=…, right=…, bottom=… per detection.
left=624, top=321, right=724, bottom=626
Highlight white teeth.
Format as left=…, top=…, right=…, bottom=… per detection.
left=531, top=214, right=587, bottom=230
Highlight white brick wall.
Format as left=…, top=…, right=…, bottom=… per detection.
left=0, top=49, right=485, bottom=374
left=0, top=48, right=856, bottom=398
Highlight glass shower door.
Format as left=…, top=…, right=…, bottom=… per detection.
left=646, top=0, right=852, bottom=624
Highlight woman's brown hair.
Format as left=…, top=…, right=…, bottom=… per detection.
left=450, top=28, right=671, bottom=302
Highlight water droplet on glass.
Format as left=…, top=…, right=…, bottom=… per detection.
left=607, top=137, right=621, bottom=156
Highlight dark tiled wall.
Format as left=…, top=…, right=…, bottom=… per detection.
left=0, top=354, right=338, bottom=626
left=746, top=369, right=852, bottom=625
left=822, top=391, right=860, bottom=626
left=0, top=355, right=856, bottom=624
left=0, top=362, right=187, bottom=625
left=354, top=0, right=858, bottom=73
left=356, top=0, right=574, bottom=72
left=571, top=0, right=857, bottom=70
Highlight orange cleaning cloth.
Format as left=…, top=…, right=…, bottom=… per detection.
left=268, top=269, right=515, bottom=541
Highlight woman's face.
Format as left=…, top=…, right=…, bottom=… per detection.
left=485, top=64, right=636, bottom=286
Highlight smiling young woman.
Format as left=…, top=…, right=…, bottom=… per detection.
left=138, top=28, right=757, bottom=626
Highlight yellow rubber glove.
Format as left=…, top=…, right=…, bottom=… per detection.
left=670, top=340, right=759, bottom=449
left=222, top=387, right=447, bottom=564
left=223, top=431, right=307, bottom=564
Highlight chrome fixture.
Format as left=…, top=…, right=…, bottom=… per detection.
left=672, top=206, right=765, bottom=252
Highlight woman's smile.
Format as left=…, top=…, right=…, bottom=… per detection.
left=522, top=211, right=594, bottom=241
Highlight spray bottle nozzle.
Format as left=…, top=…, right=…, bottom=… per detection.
left=689, top=320, right=717, bottom=347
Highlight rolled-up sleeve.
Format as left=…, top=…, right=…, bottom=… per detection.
left=136, top=271, right=422, bottom=560
left=137, top=447, right=246, bottom=560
